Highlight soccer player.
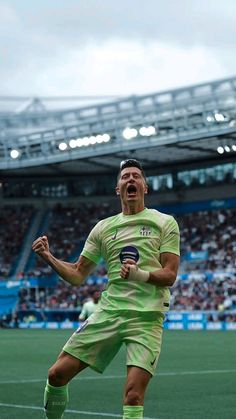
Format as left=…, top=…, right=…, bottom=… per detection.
left=78, top=289, right=100, bottom=321
left=32, top=159, right=180, bottom=419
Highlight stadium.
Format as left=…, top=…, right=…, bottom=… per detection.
left=0, top=75, right=236, bottom=419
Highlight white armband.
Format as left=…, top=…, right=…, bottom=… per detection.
left=128, top=265, right=150, bottom=283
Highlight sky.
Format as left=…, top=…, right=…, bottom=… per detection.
left=0, top=0, right=236, bottom=101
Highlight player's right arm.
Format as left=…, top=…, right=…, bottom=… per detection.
left=32, top=235, right=96, bottom=286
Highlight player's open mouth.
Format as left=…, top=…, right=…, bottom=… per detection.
left=127, top=185, right=137, bottom=196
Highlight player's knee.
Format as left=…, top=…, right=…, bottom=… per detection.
left=124, top=389, right=142, bottom=406
left=48, top=365, right=68, bottom=387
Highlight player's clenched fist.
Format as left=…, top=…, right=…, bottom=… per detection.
left=120, top=258, right=136, bottom=279
left=120, top=258, right=149, bottom=283
left=32, top=235, right=50, bottom=258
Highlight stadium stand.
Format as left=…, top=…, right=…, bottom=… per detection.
left=0, top=200, right=235, bottom=329
left=1, top=76, right=236, bottom=329
left=0, top=205, right=35, bottom=278
left=25, top=202, right=114, bottom=279
left=178, top=208, right=236, bottom=273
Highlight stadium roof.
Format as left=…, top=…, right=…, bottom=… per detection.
left=0, top=76, right=236, bottom=177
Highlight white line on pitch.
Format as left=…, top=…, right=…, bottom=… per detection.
left=0, top=368, right=236, bottom=385
left=0, top=403, right=158, bottom=418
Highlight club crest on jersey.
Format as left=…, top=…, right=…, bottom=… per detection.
left=119, top=246, right=139, bottom=263
left=140, top=226, right=152, bottom=236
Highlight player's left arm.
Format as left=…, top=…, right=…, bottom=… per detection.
left=148, top=215, right=180, bottom=286
left=120, top=252, right=179, bottom=287
left=148, top=252, right=179, bottom=286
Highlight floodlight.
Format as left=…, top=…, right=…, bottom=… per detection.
left=58, top=142, right=67, bottom=151
left=123, top=128, right=138, bottom=140
left=83, top=137, right=90, bottom=146
left=89, top=136, right=97, bottom=145
left=96, top=135, right=103, bottom=144
left=217, top=146, right=224, bottom=154
left=139, top=126, right=156, bottom=136
left=69, top=139, right=77, bottom=148
left=206, top=115, right=214, bottom=122
left=10, top=149, right=20, bottom=159
left=214, top=113, right=225, bottom=122
left=103, top=133, right=110, bottom=142
left=76, top=138, right=83, bottom=147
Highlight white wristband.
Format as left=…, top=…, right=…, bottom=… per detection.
left=128, top=265, right=150, bottom=283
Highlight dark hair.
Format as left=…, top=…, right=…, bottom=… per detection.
left=118, top=159, right=146, bottom=180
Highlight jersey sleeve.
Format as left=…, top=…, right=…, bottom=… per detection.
left=81, top=221, right=102, bottom=264
left=160, top=216, right=180, bottom=256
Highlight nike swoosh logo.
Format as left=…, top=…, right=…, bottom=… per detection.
left=111, top=230, right=117, bottom=240
left=150, top=357, right=157, bottom=366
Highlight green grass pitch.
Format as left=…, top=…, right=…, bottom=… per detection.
left=0, top=329, right=236, bottom=418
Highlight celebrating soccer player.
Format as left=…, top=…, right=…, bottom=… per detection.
left=32, top=159, right=180, bottom=419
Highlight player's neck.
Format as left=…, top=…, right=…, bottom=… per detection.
left=122, top=202, right=146, bottom=215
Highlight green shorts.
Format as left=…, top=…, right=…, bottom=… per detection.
left=63, top=309, right=165, bottom=376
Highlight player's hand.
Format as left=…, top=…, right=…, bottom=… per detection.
left=32, top=236, right=50, bottom=258
left=120, top=258, right=137, bottom=279
left=120, top=258, right=149, bottom=283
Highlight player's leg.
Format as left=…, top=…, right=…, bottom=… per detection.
left=44, top=309, right=122, bottom=418
left=48, top=350, right=88, bottom=386
left=44, top=351, right=88, bottom=419
left=122, top=311, right=165, bottom=418
left=123, top=366, right=151, bottom=419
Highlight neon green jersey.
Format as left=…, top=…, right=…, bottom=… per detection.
left=81, top=208, right=180, bottom=312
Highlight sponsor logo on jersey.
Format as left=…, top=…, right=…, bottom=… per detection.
left=119, top=246, right=139, bottom=263
left=140, top=226, right=152, bottom=236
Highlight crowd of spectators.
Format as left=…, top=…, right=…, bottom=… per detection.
left=0, top=205, right=35, bottom=278
left=25, top=202, right=114, bottom=279
left=24, top=206, right=236, bottom=279
left=178, top=208, right=236, bottom=273
left=17, top=272, right=236, bottom=315
left=18, top=281, right=105, bottom=312
left=16, top=277, right=236, bottom=317
left=1, top=203, right=236, bottom=319
left=171, top=275, right=236, bottom=311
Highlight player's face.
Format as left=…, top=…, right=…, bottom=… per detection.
left=116, top=167, right=147, bottom=204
